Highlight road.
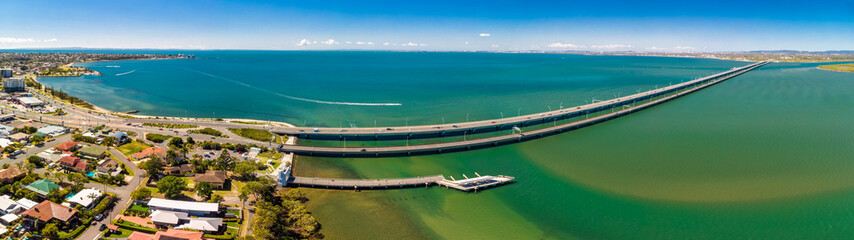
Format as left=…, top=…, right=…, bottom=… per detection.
left=77, top=148, right=144, bottom=240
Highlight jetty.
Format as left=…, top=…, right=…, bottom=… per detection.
left=277, top=61, right=769, bottom=157
left=436, top=173, right=515, bottom=192
left=282, top=173, right=514, bottom=192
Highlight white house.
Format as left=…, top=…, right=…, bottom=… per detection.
left=67, top=188, right=103, bottom=209
left=0, top=195, right=21, bottom=215
left=15, top=198, right=37, bottom=210
left=147, top=198, right=219, bottom=217
left=37, top=125, right=68, bottom=137
left=150, top=210, right=222, bottom=233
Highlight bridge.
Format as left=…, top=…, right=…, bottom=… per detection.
left=276, top=61, right=768, bottom=157
left=273, top=61, right=768, bottom=140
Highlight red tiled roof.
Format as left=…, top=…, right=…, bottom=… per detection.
left=193, top=170, right=227, bottom=184
left=22, top=200, right=78, bottom=222
left=54, top=141, right=79, bottom=151
left=128, top=229, right=205, bottom=240
left=58, top=156, right=80, bottom=166
left=132, top=147, right=166, bottom=159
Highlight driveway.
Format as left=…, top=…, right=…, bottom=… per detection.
left=77, top=148, right=145, bottom=240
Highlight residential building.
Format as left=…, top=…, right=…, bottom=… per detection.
left=15, top=198, right=38, bottom=210
left=0, top=195, right=22, bottom=215
left=164, top=164, right=193, bottom=176
left=37, top=150, right=69, bottom=165
left=78, top=145, right=107, bottom=159
left=67, top=188, right=102, bottom=209
left=193, top=170, right=227, bottom=189
left=0, top=166, right=25, bottom=183
left=8, top=132, right=30, bottom=142
left=0, top=124, right=12, bottom=137
left=109, top=131, right=129, bottom=143
left=0, top=213, right=18, bottom=225
left=59, top=156, right=90, bottom=172
left=21, top=200, right=78, bottom=224
left=3, top=78, right=24, bottom=92
left=0, top=139, right=13, bottom=148
left=23, top=179, right=61, bottom=197
left=54, top=141, right=80, bottom=152
left=128, top=229, right=205, bottom=240
left=150, top=210, right=222, bottom=233
left=0, top=68, right=11, bottom=78
left=97, top=158, right=120, bottom=175
left=131, top=147, right=166, bottom=160
left=147, top=198, right=219, bottom=217
left=37, top=125, right=68, bottom=137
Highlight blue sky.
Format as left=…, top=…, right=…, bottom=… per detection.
left=1, top=0, right=851, bottom=51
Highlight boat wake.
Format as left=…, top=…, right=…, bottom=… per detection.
left=116, top=69, right=139, bottom=76
left=185, top=68, right=402, bottom=106
left=106, top=65, right=120, bottom=68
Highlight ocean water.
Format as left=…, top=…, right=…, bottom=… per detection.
left=36, top=51, right=854, bottom=239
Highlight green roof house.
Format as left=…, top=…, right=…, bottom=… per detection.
left=78, top=145, right=107, bottom=159
left=24, top=179, right=61, bottom=196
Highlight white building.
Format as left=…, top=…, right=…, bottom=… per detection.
left=147, top=198, right=219, bottom=217
left=37, top=125, right=68, bottom=137
left=0, top=68, right=11, bottom=78
left=15, top=198, right=37, bottom=210
left=68, top=188, right=103, bottom=209
left=2, top=78, right=24, bottom=92
left=16, top=97, right=43, bottom=107
left=0, top=195, right=22, bottom=215
left=0, top=124, right=12, bottom=137
left=0, top=139, right=13, bottom=148
left=150, top=210, right=223, bottom=233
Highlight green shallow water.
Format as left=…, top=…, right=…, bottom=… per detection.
left=31, top=50, right=854, bottom=239
left=296, top=62, right=854, bottom=239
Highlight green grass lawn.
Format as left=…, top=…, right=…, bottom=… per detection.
left=129, top=204, right=149, bottom=212
left=108, top=227, right=134, bottom=238
left=226, top=221, right=240, bottom=228
left=116, top=141, right=151, bottom=156
left=228, top=128, right=287, bottom=143
left=257, top=151, right=283, bottom=160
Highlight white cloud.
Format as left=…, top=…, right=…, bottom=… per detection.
left=0, top=37, right=60, bottom=44
left=356, top=41, right=366, bottom=45
left=403, top=42, right=418, bottom=46
left=297, top=38, right=310, bottom=46
left=479, top=33, right=491, bottom=37
left=322, top=39, right=336, bottom=45
left=465, top=41, right=469, bottom=45
left=383, top=42, right=390, bottom=46
left=367, top=42, right=374, bottom=45
left=490, top=44, right=499, bottom=48
left=547, top=42, right=582, bottom=48
left=345, top=41, right=352, bottom=44
left=591, top=44, right=632, bottom=49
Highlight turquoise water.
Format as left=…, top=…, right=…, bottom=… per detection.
left=35, top=51, right=854, bottom=239
left=39, top=51, right=743, bottom=127
left=87, top=172, right=96, bottom=178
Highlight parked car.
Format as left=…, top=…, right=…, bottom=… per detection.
left=95, top=214, right=104, bottom=221
left=99, top=224, right=107, bottom=231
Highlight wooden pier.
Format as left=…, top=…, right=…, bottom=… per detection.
left=286, top=173, right=515, bottom=192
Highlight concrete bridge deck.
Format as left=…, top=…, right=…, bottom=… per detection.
left=278, top=61, right=768, bottom=157
left=274, top=61, right=768, bottom=140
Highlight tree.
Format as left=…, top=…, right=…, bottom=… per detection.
left=213, top=150, right=235, bottom=171
left=233, top=161, right=257, bottom=180
left=168, top=137, right=184, bottom=148
left=68, top=172, right=88, bottom=186
left=283, top=189, right=307, bottom=203
left=41, top=223, right=59, bottom=239
left=186, top=137, right=195, bottom=145
left=131, top=188, right=152, bottom=200
left=31, top=135, right=45, bottom=146
left=157, top=176, right=186, bottom=199
left=102, top=136, right=117, bottom=146
left=195, top=182, right=213, bottom=200
left=140, top=156, right=164, bottom=176
left=238, top=189, right=249, bottom=212
left=208, top=193, right=224, bottom=203
left=27, top=155, right=44, bottom=168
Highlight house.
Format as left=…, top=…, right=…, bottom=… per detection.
left=97, top=158, right=120, bottom=175
left=0, top=124, right=12, bottom=137
left=0, top=195, right=22, bottom=215
left=0, top=213, right=18, bottom=225
left=21, top=200, right=77, bottom=223
left=0, top=166, right=25, bottom=183
left=147, top=198, right=219, bottom=217
left=37, top=125, right=68, bottom=137
left=37, top=150, right=69, bottom=165
left=59, top=156, right=90, bottom=172
left=109, top=131, right=129, bottom=143
left=54, top=141, right=80, bottom=152
left=78, top=145, right=107, bottom=159
left=24, top=179, right=61, bottom=197
left=8, top=132, right=30, bottom=142
left=67, top=188, right=102, bottom=209
left=128, top=229, right=205, bottom=240
left=193, top=170, right=227, bottom=189
left=0, top=139, right=13, bottom=148
left=164, top=164, right=193, bottom=175
left=15, top=198, right=38, bottom=210
left=150, top=210, right=222, bottom=233
left=131, top=147, right=166, bottom=160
